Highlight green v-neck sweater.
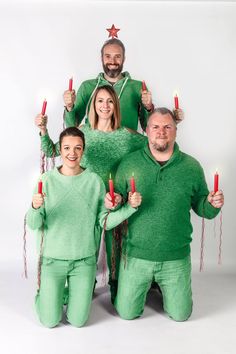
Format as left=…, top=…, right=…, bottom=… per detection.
left=26, top=167, right=136, bottom=260
left=115, top=143, right=220, bottom=262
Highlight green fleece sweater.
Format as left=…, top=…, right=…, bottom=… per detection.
left=40, top=125, right=147, bottom=189
left=115, top=143, right=220, bottom=262
left=64, top=72, right=150, bottom=131
left=26, top=167, right=136, bottom=260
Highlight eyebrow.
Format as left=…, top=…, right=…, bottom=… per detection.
left=62, top=144, right=83, bottom=147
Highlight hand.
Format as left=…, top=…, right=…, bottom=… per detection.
left=63, top=89, right=76, bottom=111
left=173, top=108, right=184, bottom=124
left=128, top=192, right=142, bottom=208
left=104, top=192, right=122, bottom=209
left=35, top=114, right=48, bottom=135
left=32, top=193, right=45, bottom=209
left=207, top=190, right=224, bottom=209
left=141, top=90, right=153, bottom=111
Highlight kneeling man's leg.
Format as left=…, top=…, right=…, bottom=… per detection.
left=156, top=256, right=192, bottom=322
left=115, top=256, right=153, bottom=320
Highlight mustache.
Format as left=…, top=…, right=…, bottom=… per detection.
left=106, top=63, right=120, bottom=67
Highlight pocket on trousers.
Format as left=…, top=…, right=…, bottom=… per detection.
left=41, top=257, right=55, bottom=266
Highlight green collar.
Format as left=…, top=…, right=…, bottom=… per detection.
left=143, top=142, right=180, bottom=168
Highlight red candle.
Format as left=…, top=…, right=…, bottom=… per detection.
left=142, top=81, right=147, bottom=91
left=41, top=99, right=47, bottom=116
left=69, top=77, right=73, bottom=91
left=109, top=173, right=115, bottom=206
left=214, top=171, right=219, bottom=193
left=38, top=180, right=43, bottom=194
left=174, top=94, right=179, bottom=109
left=130, top=173, right=136, bottom=193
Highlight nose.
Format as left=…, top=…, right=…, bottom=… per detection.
left=157, top=127, right=166, bottom=136
left=70, top=149, right=76, bottom=156
left=109, top=56, right=116, bottom=64
left=103, top=100, right=109, bottom=108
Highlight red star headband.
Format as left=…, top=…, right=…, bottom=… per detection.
left=106, top=24, right=120, bottom=38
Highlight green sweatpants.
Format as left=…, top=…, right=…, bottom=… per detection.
left=35, top=255, right=96, bottom=328
left=115, top=255, right=192, bottom=321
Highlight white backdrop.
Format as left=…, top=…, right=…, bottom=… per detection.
left=0, top=0, right=235, bottom=272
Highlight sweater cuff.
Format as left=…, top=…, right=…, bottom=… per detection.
left=40, top=131, right=50, bottom=141
left=203, top=200, right=221, bottom=219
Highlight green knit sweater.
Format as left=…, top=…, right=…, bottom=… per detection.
left=26, top=167, right=137, bottom=260
left=64, top=72, right=150, bottom=130
left=115, top=142, right=220, bottom=262
left=40, top=125, right=147, bottom=189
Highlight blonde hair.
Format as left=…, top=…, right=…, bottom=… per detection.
left=88, top=85, right=121, bottom=130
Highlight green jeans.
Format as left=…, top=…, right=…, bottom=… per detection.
left=115, top=255, right=192, bottom=321
left=35, top=255, right=96, bottom=328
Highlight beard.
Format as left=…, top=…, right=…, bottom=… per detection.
left=151, top=141, right=169, bottom=152
left=102, top=62, right=123, bottom=78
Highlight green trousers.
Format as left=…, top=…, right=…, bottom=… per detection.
left=115, top=255, right=192, bottom=321
left=35, top=255, right=96, bottom=328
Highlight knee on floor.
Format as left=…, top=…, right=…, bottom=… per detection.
left=168, top=306, right=192, bottom=322
left=115, top=303, right=141, bottom=320
left=39, top=316, right=61, bottom=328
left=67, top=314, right=89, bottom=328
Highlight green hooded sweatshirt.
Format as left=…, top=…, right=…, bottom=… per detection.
left=64, top=72, right=150, bottom=131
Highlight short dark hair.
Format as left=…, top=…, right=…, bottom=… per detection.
left=59, top=127, right=85, bottom=149
left=147, top=107, right=177, bottom=125
left=101, top=38, right=126, bottom=57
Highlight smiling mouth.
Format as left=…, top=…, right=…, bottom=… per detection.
left=108, top=64, right=119, bottom=68
left=67, top=157, right=77, bottom=161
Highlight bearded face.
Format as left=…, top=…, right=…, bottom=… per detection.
left=102, top=44, right=125, bottom=79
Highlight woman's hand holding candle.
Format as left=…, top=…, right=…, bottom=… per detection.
left=32, top=193, right=45, bottom=209
left=104, top=192, right=122, bottom=209
left=35, top=114, right=48, bottom=135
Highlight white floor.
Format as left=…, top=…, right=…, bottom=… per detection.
left=1, top=264, right=236, bottom=354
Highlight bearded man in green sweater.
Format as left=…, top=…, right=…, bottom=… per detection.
left=110, top=108, right=224, bottom=321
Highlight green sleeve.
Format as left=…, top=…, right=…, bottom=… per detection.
left=96, top=179, right=137, bottom=229
left=41, top=132, right=60, bottom=158
left=26, top=206, right=45, bottom=230
left=64, top=82, right=89, bottom=127
left=138, top=81, right=152, bottom=131
left=191, top=166, right=220, bottom=219
left=99, top=204, right=137, bottom=230
left=139, top=104, right=150, bottom=131
left=114, top=160, right=129, bottom=201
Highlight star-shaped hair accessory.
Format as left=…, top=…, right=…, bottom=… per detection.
left=106, top=24, right=120, bottom=38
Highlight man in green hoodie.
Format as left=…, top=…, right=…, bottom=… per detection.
left=111, top=107, right=224, bottom=321
left=63, top=38, right=154, bottom=131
